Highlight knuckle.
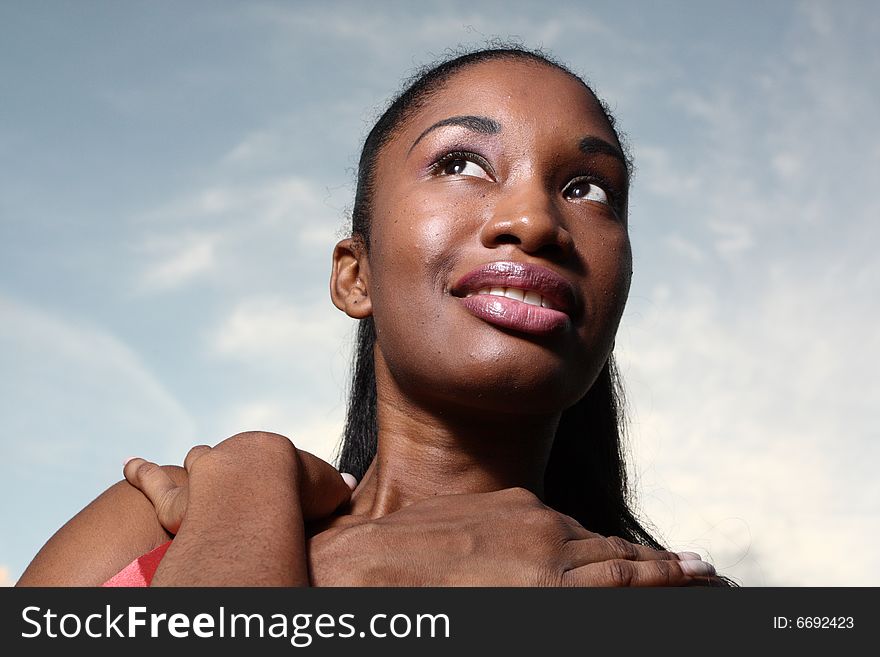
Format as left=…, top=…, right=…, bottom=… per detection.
left=606, top=559, right=636, bottom=587
left=501, top=486, right=538, bottom=503
left=230, top=430, right=292, bottom=446
left=650, top=558, right=678, bottom=584
left=185, top=444, right=210, bottom=459
left=134, top=460, right=159, bottom=482
left=605, top=535, right=638, bottom=561
left=225, top=431, right=298, bottom=457
left=520, top=506, right=553, bottom=530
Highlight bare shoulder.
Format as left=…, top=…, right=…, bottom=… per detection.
left=16, top=465, right=186, bottom=587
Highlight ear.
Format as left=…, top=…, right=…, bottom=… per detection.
left=330, top=238, right=372, bottom=319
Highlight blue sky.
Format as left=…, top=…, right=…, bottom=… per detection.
left=2, top=0, right=878, bottom=586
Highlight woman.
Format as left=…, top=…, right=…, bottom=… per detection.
left=17, top=46, right=725, bottom=587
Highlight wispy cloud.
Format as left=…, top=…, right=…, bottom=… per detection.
left=6, top=0, right=877, bottom=589
left=208, top=296, right=353, bottom=408
left=618, top=2, right=880, bottom=585
left=620, top=260, right=880, bottom=585
left=136, top=176, right=344, bottom=229
left=211, top=297, right=349, bottom=365
left=133, top=175, right=348, bottom=296
left=0, top=294, right=199, bottom=580
left=138, top=232, right=217, bottom=291
left=221, top=401, right=345, bottom=465
left=0, top=294, right=197, bottom=470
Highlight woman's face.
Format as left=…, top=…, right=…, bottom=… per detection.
left=362, top=58, right=632, bottom=415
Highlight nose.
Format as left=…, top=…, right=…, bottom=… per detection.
left=479, top=181, right=574, bottom=258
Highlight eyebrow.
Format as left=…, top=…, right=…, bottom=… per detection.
left=579, top=136, right=628, bottom=172
left=408, top=115, right=501, bottom=154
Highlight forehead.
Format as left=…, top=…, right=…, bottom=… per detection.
left=397, top=58, right=618, bottom=147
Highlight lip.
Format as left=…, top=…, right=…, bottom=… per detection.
left=451, top=261, right=578, bottom=336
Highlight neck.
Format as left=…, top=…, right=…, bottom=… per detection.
left=347, top=366, right=561, bottom=519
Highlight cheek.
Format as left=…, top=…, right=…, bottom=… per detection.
left=368, top=200, right=452, bottom=346
left=576, top=226, right=632, bottom=333
left=370, top=190, right=476, bottom=297
left=607, top=232, right=633, bottom=305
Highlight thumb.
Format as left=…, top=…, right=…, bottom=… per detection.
left=295, top=448, right=356, bottom=521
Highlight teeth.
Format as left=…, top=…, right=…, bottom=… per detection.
left=524, top=290, right=542, bottom=306
left=503, top=288, right=525, bottom=302
left=471, top=286, right=550, bottom=309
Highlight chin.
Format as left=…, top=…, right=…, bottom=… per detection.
left=428, top=355, right=600, bottom=417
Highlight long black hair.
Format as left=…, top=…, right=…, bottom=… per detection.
left=336, top=46, right=659, bottom=549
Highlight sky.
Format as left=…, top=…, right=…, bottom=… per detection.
left=1, top=0, right=878, bottom=587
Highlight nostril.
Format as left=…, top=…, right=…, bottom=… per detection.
left=494, top=234, right=521, bottom=245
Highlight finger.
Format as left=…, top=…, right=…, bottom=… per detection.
left=562, top=535, right=681, bottom=567
left=295, top=449, right=353, bottom=521
left=123, top=457, right=187, bottom=534
left=184, top=445, right=211, bottom=471
left=563, top=556, right=716, bottom=587
left=123, top=457, right=176, bottom=502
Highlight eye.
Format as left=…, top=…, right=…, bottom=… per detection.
left=562, top=177, right=609, bottom=204
left=431, top=151, right=493, bottom=180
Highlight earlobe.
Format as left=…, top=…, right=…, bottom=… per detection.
left=330, top=238, right=372, bottom=319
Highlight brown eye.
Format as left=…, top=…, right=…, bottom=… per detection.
left=443, top=159, right=468, bottom=175
left=433, top=153, right=493, bottom=180
left=563, top=177, right=609, bottom=204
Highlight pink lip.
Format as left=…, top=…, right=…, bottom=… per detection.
left=451, top=261, right=578, bottom=336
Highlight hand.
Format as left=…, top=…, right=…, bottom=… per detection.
left=124, top=431, right=356, bottom=586
left=308, top=487, right=717, bottom=587
left=123, top=435, right=358, bottom=535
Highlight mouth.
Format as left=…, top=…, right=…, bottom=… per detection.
left=451, top=261, right=578, bottom=336
left=464, top=286, right=556, bottom=309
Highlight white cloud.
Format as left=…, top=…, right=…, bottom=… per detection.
left=210, top=296, right=353, bottom=378
left=618, top=261, right=880, bottom=585
left=0, top=294, right=198, bottom=580
left=205, top=294, right=352, bottom=431
left=0, top=294, right=197, bottom=470
left=635, top=145, right=701, bottom=199
left=662, top=234, right=705, bottom=263
left=138, top=232, right=217, bottom=291
left=221, top=130, right=279, bottom=166
left=243, top=2, right=621, bottom=80
left=618, top=4, right=880, bottom=583
left=131, top=175, right=350, bottom=297
left=220, top=401, right=345, bottom=466
left=622, top=12, right=880, bottom=591
left=137, top=176, right=341, bottom=229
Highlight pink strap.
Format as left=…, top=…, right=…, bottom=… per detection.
left=102, top=540, right=172, bottom=587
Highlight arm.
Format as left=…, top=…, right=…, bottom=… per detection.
left=16, top=466, right=187, bottom=587
left=121, top=432, right=354, bottom=587
left=19, top=432, right=352, bottom=587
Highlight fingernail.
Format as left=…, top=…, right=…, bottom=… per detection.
left=680, top=559, right=716, bottom=577
left=123, top=456, right=137, bottom=467
left=677, top=551, right=703, bottom=561
left=340, top=472, right=358, bottom=491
